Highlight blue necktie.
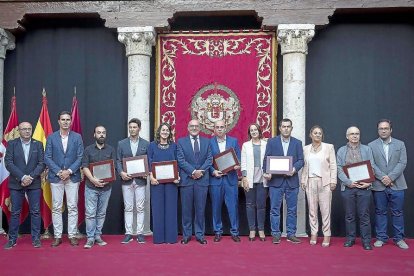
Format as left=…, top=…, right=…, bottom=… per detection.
left=192, top=136, right=200, bottom=161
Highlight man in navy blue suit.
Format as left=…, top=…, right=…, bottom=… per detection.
left=177, top=119, right=212, bottom=245
left=4, top=122, right=45, bottom=249
left=45, top=111, right=84, bottom=247
left=209, top=120, right=241, bottom=242
left=263, top=118, right=304, bottom=244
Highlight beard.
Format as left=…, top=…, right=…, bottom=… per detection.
left=96, top=137, right=105, bottom=145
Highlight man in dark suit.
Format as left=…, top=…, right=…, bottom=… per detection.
left=369, top=119, right=409, bottom=250
left=209, top=120, right=241, bottom=242
left=177, top=119, right=212, bottom=244
left=4, top=122, right=45, bottom=249
left=263, top=118, right=304, bottom=244
left=116, top=118, right=149, bottom=244
left=45, top=111, right=84, bottom=247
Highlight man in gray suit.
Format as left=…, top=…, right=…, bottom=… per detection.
left=337, top=126, right=374, bottom=250
left=116, top=118, right=149, bottom=244
left=369, top=119, right=408, bottom=249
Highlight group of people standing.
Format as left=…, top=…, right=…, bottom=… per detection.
left=3, top=111, right=409, bottom=251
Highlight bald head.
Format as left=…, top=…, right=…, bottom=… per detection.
left=214, top=120, right=226, bottom=138
left=346, top=126, right=360, bottom=145
left=18, top=122, right=32, bottom=142
left=188, top=119, right=200, bottom=136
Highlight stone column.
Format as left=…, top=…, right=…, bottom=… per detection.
left=118, top=27, right=156, bottom=235
left=277, top=24, right=315, bottom=237
left=0, top=28, right=15, bottom=234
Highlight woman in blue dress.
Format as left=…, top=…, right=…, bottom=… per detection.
left=148, top=123, right=179, bottom=244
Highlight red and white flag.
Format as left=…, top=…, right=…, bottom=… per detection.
left=70, top=93, right=85, bottom=226
left=0, top=96, right=29, bottom=223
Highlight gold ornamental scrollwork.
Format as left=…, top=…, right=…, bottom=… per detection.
left=160, top=33, right=275, bottom=136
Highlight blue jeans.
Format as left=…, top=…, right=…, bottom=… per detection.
left=85, top=186, right=112, bottom=240
left=269, top=181, right=298, bottom=237
left=9, top=188, right=41, bottom=242
left=373, top=188, right=405, bottom=242
left=245, top=183, right=268, bottom=231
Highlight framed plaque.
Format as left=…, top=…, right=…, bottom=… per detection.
left=89, top=159, right=116, bottom=182
left=152, top=160, right=178, bottom=184
left=343, top=160, right=375, bottom=183
left=213, top=148, right=240, bottom=174
left=266, top=156, right=293, bottom=174
left=122, top=155, right=149, bottom=178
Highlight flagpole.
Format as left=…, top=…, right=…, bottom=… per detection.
left=39, top=88, right=52, bottom=239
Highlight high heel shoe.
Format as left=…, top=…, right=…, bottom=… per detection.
left=249, top=231, right=256, bottom=241
left=310, top=235, right=317, bottom=245
left=322, top=237, right=330, bottom=247
left=258, top=231, right=266, bottom=241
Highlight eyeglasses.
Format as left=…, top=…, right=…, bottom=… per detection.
left=19, top=128, right=32, bottom=132
left=348, top=133, right=360, bottom=136
left=188, top=125, right=200, bottom=129
left=378, top=128, right=390, bottom=131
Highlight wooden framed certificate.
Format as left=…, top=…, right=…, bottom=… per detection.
left=152, top=160, right=178, bottom=184
left=89, top=159, right=116, bottom=182
left=343, top=160, right=375, bottom=183
left=266, top=156, right=293, bottom=174
left=122, top=155, right=149, bottom=178
left=213, top=148, right=240, bottom=174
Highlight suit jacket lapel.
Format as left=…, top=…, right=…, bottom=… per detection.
left=27, top=140, right=35, bottom=163
left=135, top=138, right=142, bottom=156
left=57, top=132, right=65, bottom=153
left=16, top=140, right=25, bottom=163
left=387, top=139, right=395, bottom=162
left=377, top=138, right=387, bottom=161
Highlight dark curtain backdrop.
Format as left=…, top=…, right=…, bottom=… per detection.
left=4, top=21, right=129, bottom=234
left=306, top=20, right=414, bottom=237
left=3, top=15, right=414, bottom=237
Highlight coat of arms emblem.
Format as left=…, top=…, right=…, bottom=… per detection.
left=191, top=83, right=240, bottom=134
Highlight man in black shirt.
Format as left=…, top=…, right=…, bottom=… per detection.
left=81, top=125, right=116, bottom=249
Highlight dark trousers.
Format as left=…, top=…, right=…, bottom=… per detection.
left=269, top=181, right=299, bottom=237
left=151, top=183, right=178, bottom=244
left=245, top=183, right=268, bottom=231
left=209, top=178, right=239, bottom=236
left=341, top=187, right=372, bottom=244
left=9, top=188, right=41, bottom=242
left=180, top=184, right=208, bottom=240
left=373, top=188, right=405, bottom=242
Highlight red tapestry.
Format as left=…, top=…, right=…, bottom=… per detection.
left=156, top=32, right=277, bottom=143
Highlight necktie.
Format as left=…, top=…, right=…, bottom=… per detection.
left=192, top=136, right=200, bottom=161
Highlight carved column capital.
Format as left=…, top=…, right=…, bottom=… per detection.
left=117, top=27, right=156, bottom=57
left=0, top=28, right=15, bottom=59
left=277, top=24, right=315, bottom=55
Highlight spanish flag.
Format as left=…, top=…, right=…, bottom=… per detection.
left=32, top=92, right=53, bottom=229
left=0, top=95, right=29, bottom=223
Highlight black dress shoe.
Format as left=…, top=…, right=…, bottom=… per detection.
left=259, top=237, right=266, bottom=242
left=181, top=238, right=190, bottom=244
left=343, top=240, right=355, bottom=247
left=363, top=243, right=373, bottom=250
left=214, top=234, right=222, bottom=242
left=231, top=235, right=241, bottom=242
left=197, top=238, right=207, bottom=245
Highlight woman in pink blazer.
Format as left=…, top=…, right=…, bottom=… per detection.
left=301, top=125, right=337, bottom=247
